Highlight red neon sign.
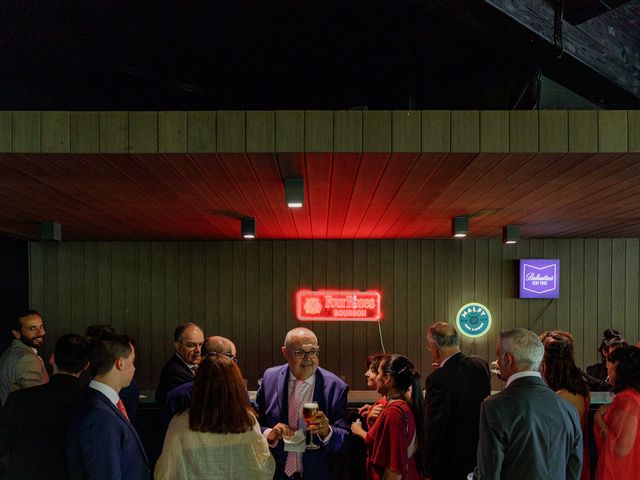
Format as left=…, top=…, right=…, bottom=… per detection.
left=296, top=290, right=382, bottom=322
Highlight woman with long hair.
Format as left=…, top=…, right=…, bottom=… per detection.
left=594, top=346, right=640, bottom=480
left=155, top=353, right=275, bottom=479
left=351, top=354, right=424, bottom=480
left=540, top=330, right=591, bottom=480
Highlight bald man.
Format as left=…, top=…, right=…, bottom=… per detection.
left=255, top=327, right=349, bottom=480
left=164, top=336, right=238, bottom=420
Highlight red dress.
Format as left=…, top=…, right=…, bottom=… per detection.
left=365, top=396, right=388, bottom=428
left=364, top=400, right=419, bottom=480
left=594, top=388, right=640, bottom=480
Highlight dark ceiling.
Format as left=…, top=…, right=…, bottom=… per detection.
left=2, top=152, right=640, bottom=241
left=1, top=0, right=639, bottom=110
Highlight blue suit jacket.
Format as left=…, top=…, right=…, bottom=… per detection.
left=67, top=387, right=151, bottom=480
left=255, top=365, right=349, bottom=480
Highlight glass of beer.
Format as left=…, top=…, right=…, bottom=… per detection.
left=303, top=401, right=320, bottom=450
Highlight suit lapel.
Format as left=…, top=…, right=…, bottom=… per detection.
left=91, top=389, right=149, bottom=465
left=313, top=369, right=327, bottom=413
left=278, top=365, right=289, bottom=424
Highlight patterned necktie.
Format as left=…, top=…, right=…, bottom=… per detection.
left=284, top=380, right=303, bottom=476
left=117, top=399, right=130, bottom=421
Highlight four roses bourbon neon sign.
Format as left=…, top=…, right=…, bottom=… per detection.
left=296, top=290, right=382, bottom=322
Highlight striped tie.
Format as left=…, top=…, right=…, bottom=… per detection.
left=284, top=380, right=303, bottom=476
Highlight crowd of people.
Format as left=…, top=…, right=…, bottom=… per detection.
left=0, top=308, right=639, bottom=479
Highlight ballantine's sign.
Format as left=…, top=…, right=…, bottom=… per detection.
left=520, top=259, right=560, bottom=298
left=296, top=290, right=382, bottom=322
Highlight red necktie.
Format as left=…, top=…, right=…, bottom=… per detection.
left=117, top=399, right=129, bottom=421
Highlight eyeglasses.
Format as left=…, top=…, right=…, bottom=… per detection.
left=204, top=351, right=238, bottom=363
left=292, top=349, right=319, bottom=359
left=180, top=342, right=204, bottom=350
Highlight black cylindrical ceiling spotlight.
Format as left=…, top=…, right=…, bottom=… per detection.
left=241, top=217, right=256, bottom=239
left=503, top=224, right=520, bottom=244
left=452, top=216, right=469, bottom=238
left=285, top=178, right=304, bottom=208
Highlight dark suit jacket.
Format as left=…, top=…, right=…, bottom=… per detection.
left=424, top=352, right=491, bottom=480
left=476, top=375, right=582, bottom=480
left=67, top=387, right=151, bottom=480
left=255, top=365, right=350, bottom=480
left=0, top=374, right=83, bottom=480
left=154, top=354, right=194, bottom=409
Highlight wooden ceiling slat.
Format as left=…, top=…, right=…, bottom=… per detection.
left=134, top=154, right=236, bottom=238
left=340, top=154, right=391, bottom=238
left=356, top=153, right=419, bottom=238
left=248, top=153, right=296, bottom=238
left=216, top=154, right=284, bottom=238
left=305, top=154, right=332, bottom=239
left=367, top=153, right=435, bottom=238
left=395, top=153, right=478, bottom=238
left=326, top=154, right=360, bottom=239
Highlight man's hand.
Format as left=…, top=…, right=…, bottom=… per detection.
left=266, top=423, right=293, bottom=443
left=307, top=410, right=331, bottom=438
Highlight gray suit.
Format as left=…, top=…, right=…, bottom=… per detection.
left=0, top=339, right=49, bottom=405
left=476, top=375, right=582, bottom=480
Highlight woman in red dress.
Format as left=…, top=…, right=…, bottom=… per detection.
left=594, top=345, right=640, bottom=480
left=352, top=354, right=424, bottom=480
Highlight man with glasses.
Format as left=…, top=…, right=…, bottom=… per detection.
left=255, top=327, right=349, bottom=480
left=155, top=323, right=204, bottom=411
left=164, top=335, right=238, bottom=421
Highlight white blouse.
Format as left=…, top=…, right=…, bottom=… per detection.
left=155, top=411, right=275, bottom=480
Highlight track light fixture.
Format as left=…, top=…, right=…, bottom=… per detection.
left=452, top=216, right=469, bottom=238
left=285, top=178, right=304, bottom=208
left=503, top=225, right=520, bottom=244
left=241, top=217, right=255, bottom=239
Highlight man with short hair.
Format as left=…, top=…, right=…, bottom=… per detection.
left=0, top=334, right=88, bottom=480
left=0, top=309, right=49, bottom=405
left=475, top=328, right=582, bottom=480
left=255, top=327, right=349, bottom=480
left=165, top=335, right=238, bottom=420
left=154, top=322, right=204, bottom=409
left=423, top=322, right=491, bottom=480
left=67, top=333, right=151, bottom=480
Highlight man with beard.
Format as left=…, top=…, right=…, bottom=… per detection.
left=0, top=309, right=49, bottom=405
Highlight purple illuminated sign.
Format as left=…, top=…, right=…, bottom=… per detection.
left=519, top=259, right=560, bottom=298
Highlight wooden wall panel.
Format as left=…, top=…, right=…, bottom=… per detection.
left=29, top=238, right=640, bottom=391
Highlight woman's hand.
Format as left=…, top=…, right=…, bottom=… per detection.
left=366, top=403, right=385, bottom=426
left=351, top=419, right=366, bottom=440
left=358, top=403, right=372, bottom=417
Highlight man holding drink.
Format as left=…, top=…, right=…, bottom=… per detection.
left=255, top=327, right=350, bottom=480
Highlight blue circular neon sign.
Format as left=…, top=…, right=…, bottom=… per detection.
left=456, top=303, right=492, bottom=338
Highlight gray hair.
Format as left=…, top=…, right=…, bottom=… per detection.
left=427, top=322, right=460, bottom=348
left=499, top=328, right=544, bottom=371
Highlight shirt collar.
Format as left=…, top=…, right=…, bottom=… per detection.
left=506, top=370, right=541, bottom=388
left=89, top=379, right=120, bottom=406
left=175, top=352, right=197, bottom=371
left=290, top=372, right=316, bottom=388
